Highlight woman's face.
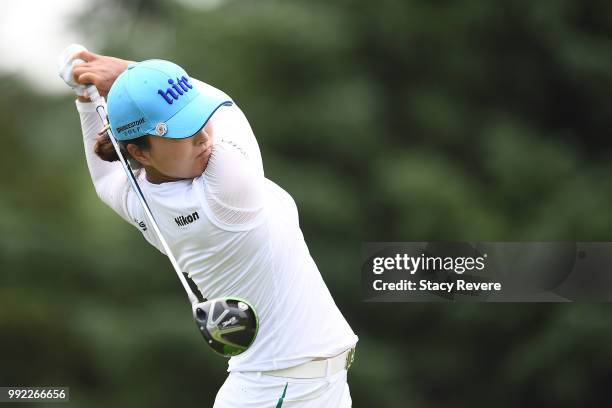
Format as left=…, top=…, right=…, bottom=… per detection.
left=131, top=120, right=215, bottom=180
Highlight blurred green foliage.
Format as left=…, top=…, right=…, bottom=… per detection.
left=2, top=0, right=612, bottom=406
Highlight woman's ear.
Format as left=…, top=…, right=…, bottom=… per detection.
left=127, top=143, right=152, bottom=166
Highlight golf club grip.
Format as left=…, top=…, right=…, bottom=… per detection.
left=85, top=83, right=204, bottom=305
left=85, top=84, right=102, bottom=104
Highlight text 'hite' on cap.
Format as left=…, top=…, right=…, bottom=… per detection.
left=107, top=59, right=233, bottom=141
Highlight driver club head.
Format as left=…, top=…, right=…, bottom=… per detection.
left=193, top=297, right=259, bottom=357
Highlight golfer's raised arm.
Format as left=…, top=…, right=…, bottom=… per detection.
left=190, top=78, right=266, bottom=230
left=77, top=98, right=133, bottom=224
left=200, top=137, right=265, bottom=231
left=193, top=79, right=264, bottom=178
left=67, top=51, right=136, bottom=224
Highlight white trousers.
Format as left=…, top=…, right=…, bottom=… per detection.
left=213, top=368, right=352, bottom=407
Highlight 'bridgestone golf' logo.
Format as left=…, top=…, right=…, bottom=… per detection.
left=175, top=211, right=199, bottom=227
left=117, top=117, right=145, bottom=133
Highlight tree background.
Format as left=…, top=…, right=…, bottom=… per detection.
left=1, top=0, right=612, bottom=406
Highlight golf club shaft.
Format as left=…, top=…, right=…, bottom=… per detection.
left=85, top=84, right=202, bottom=306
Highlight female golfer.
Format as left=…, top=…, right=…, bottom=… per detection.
left=60, top=48, right=358, bottom=407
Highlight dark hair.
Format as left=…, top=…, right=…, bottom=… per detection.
left=94, top=131, right=150, bottom=169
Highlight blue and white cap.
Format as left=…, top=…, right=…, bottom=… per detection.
left=107, top=59, right=233, bottom=141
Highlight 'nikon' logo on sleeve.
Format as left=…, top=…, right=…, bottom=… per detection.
left=175, top=211, right=199, bottom=227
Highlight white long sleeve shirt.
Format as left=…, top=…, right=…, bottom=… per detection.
left=78, top=78, right=358, bottom=372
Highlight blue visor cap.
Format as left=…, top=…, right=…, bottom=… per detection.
left=107, top=59, right=233, bottom=141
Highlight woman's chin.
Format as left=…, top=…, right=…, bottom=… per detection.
left=199, top=150, right=213, bottom=173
